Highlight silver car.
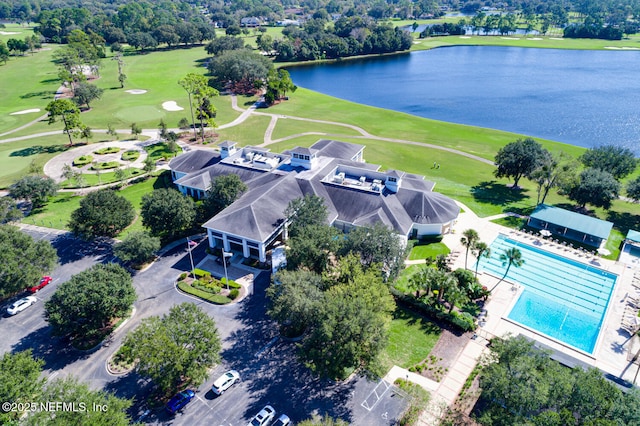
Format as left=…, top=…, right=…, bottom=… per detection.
left=7, top=296, right=37, bottom=316
left=248, top=405, right=275, bottom=426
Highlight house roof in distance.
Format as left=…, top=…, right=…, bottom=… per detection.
left=530, top=204, right=613, bottom=240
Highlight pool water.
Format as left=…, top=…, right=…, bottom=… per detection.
left=478, top=234, right=617, bottom=353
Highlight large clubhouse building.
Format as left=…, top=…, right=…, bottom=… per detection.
left=169, top=140, right=460, bottom=263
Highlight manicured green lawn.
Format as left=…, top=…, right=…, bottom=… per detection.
left=395, top=264, right=430, bottom=293
left=408, top=242, right=450, bottom=260
left=270, top=115, right=364, bottom=141
left=491, top=216, right=525, bottom=229
left=216, top=115, right=271, bottom=145
left=23, top=173, right=169, bottom=237
left=381, top=306, right=441, bottom=370
left=411, top=34, right=640, bottom=52
left=0, top=46, right=59, bottom=134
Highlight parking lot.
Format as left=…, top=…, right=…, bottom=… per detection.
left=1, top=226, right=409, bottom=425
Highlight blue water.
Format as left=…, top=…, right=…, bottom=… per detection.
left=287, top=46, right=640, bottom=154
left=478, top=234, right=617, bottom=353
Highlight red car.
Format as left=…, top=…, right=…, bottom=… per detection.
left=27, top=276, right=52, bottom=293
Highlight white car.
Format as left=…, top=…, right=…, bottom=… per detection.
left=211, top=370, right=240, bottom=395
left=7, top=296, right=37, bottom=316
left=248, top=405, right=275, bottom=426
left=272, top=414, right=291, bottom=426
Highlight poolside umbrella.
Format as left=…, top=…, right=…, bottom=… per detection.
left=597, top=248, right=611, bottom=256
left=539, top=230, right=552, bottom=238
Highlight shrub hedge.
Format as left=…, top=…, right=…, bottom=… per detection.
left=177, top=281, right=232, bottom=304
left=73, top=155, right=94, bottom=166
left=94, top=147, right=121, bottom=155
left=121, top=150, right=140, bottom=161
left=91, top=161, right=120, bottom=170
left=392, top=288, right=477, bottom=332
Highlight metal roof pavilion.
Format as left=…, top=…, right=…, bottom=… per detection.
left=529, top=204, right=613, bottom=240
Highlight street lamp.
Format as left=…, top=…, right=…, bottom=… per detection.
left=222, top=251, right=232, bottom=290
left=187, top=238, right=197, bottom=277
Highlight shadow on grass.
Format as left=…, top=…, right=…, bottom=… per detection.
left=10, top=145, right=69, bottom=157
left=606, top=211, right=640, bottom=236
left=392, top=305, right=441, bottom=336
left=471, top=181, right=529, bottom=208
left=19, top=90, right=57, bottom=99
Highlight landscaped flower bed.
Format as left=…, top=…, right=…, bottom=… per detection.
left=73, top=155, right=94, bottom=166
left=176, top=270, right=241, bottom=304
left=94, top=146, right=121, bottom=155
left=121, top=150, right=140, bottom=161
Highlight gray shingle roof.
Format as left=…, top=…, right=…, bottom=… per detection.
left=177, top=141, right=459, bottom=243
left=310, top=139, right=364, bottom=160
left=168, top=150, right=220, bottom=174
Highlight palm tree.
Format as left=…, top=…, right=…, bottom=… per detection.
left=460, top=229, right=479, bottom=270
left=493, top=248, right=525, bottom=291
left=472, top=241, right=491, bottom=278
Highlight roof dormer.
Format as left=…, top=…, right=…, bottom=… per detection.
left=385, top=170, right=404, bottom=193
left=289, top=147, right=318, bottom=170
left=218, top=140, right=237, bottom=159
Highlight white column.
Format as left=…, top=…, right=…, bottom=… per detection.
left=207, top=229, right=214, bottom=248
left=242, top=239, right=250, bottom=258
left=258, top=243, right=266, bottom=263
left=222, top=234, right=230, bottom=252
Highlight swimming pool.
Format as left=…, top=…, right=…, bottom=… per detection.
left=478, top=234, right=617, bottom=354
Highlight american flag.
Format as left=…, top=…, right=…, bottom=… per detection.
left=187, top=240, right=197, bottom=248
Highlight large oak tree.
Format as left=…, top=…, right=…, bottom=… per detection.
left=45, top=263, right=135, bottom=340
left=68, top=189, right=135, bottom=239
left=118, top=303, right=221, bottom=394
left=0, top=225, right=57, bottom=299
left=494, top=137, right=549, bottom=189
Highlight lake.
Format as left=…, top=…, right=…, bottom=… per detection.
left=287, top=46, right=640, bottom=153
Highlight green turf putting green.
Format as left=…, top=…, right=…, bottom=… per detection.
left=114, top=105, right=165, bottom=123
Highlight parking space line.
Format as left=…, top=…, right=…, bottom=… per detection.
left=361, top=379, right=391, bottom=412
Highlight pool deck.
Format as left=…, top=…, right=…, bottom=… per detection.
left=418, top=203, right=640, bottom=424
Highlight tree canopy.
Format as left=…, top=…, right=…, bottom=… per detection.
left=299, top=255, right=395, bottom=379
left=45, top=263, right=135, bottom=340
left=205, top=35, right=244, bottom=55
left=113, top=231, right=160, bottom=266
left=45, top=99, right=84, bottom=145
left=568, top=167, right=621, bottom=209
left=0, top=350, right=46, bottom=425
left=72, top=82, right=103, bottom=109
left=0, top=225, right=57, bottom=299
left=140, top=188, right=196, bottom=239
left=118, top=302, right=221, bottom=394
left=9, top=175, right=58, bottom=208
left=627, top=176, right=640, bottom=202
left=24, top=376, right=132, bottom=426
left=269, top=255, right=394, bottom=379
left=476, top=335, right=640, bottom=425
left=285, top=194, right=328, bottom=238
left=68, top=189, right=135, bottom=239
left=580, top=144, right=637, bottom=180
left=203, top=173, right=248, bottom=217
left=340, top=223, right=407, bottom=281
left=207, top=49, right=272, bottom=94
left=494, top=137, right=550, bottom=188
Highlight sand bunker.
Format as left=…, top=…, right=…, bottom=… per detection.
left=10, top=108, right=41, bottom=115
left=550, top=37, right=565, bottom=40
left=162, top=101, right=183, bottom=111
left=0, top=31, right=19, bottom=35
left=501, top=37, right=519, bottom=40
left=459, top=36, right=471, bottom=39
left=527, top=37, right=543, bottom=40
left=125, top=89, right=148, bottom=95
left=604, top=46, right=640, bottom=50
